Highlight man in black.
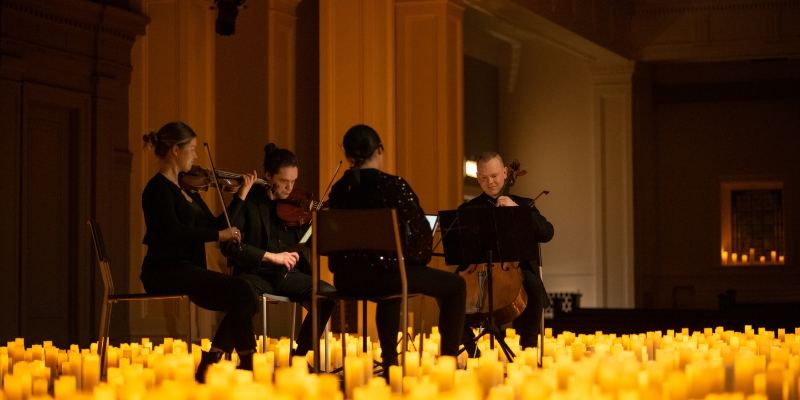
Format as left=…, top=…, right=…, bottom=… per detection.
left=458, top=151, right=554, bottom=350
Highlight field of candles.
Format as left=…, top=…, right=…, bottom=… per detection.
left=2, top=325, right=800, bottom=400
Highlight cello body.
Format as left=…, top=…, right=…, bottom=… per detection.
left=459, top=261, right=527, bottom=326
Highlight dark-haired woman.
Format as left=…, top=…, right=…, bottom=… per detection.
left=140, top=122, right=260, bottom=382
left=221, top=143, right=336, bottom=361
left=328, top=124, right=466, bottom=373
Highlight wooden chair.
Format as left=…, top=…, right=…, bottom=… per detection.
left=87, top=219, right=192, bottom=376
left=311, top=208, right=415, bottom=374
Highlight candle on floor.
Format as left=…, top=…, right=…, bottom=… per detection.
left=732, top=253, right=738, bottom=263
left=770, top=251, right=776, bottom=262
left=721, top=250, right=728, bottom=264
left=389, top=365, right=402, bottom=393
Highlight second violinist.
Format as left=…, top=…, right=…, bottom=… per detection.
left=221, top=144, right=336, bottom=360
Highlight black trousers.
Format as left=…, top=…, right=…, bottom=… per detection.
left=141, top=262, right=258, bottom=353
left=237, top=267, right=337, bottom=357
left=461, top=268, right=546, bottom=353
left=333, top=264, right=466, bottom=367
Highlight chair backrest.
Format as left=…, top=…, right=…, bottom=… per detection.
left=314, top=209, right=403, bottom=256
left=87, top=219, right=115, bottom=295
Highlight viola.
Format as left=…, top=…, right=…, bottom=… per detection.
left=276, top=187, right=326, bottom=226
left=459, top=159, right=529, bottom=326
left=275, top=161, right=342, bottom=227
left=179, top=165, right=268, bottom=194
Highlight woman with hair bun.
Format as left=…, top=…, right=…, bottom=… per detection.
left=328, top=124, right=467, bottom=375
left=140, top=121, right=259, bottom=382
left=221, top=143, right=336, bottom=362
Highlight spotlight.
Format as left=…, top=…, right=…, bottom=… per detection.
left=214, top=0, right=246, bottom=36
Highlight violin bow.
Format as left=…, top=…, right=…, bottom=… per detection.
left=203, top=143, right=240, bottom=248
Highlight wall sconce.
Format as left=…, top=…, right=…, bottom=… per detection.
left=465, top=160, right=477, bottom=178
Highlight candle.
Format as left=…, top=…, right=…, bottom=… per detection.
left=344, top=355, right=364, bottom=399
left=405, top=351, right=419, bottom=378
left=4, top=374, right=23, bottom=400
left=749, top=248, right=755, bottom=262
left=722, top=250, right=728, bottom=264
left=437, top=356, right=456, bottom=392
left=82, top=353, right=100, bottom=392
left=779, top=256, right=784, bottom=263
left=732, top=253, right=738, bottom=263
left=742, top=254, right=748, bottom=263
left=389, top=365, right=402, bottom=393
left=53, top=375, right=76, bottom=399
left=760, top=256, right=765, bottom=263
left=770, top=251, right=776, bottom=262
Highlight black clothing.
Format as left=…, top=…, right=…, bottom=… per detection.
left=457, top=192, right=554, bottom=349
left=140, top=173, right=258, bottom=353
left=328, top=168, right=466, bottom=367
left=221, top=186, right=336, bottom=357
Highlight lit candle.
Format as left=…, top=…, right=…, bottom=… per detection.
left=732, top=253, right=738, bottom=263
left=389, top=365, right=402, bottom=393
left=759, top=256, right=765, bottom=263
left=82, top=353, right=100, bottom=392
left=54, top=375, right=77, bottom=399
left=770, top=251, right=776, bottom=262
left=437, top=356, right=456, bottom=392
left=4, top=374, right=23, bottom=400
left=779, top=256, right=784, bottom=263
left=405, top=351, right=419, bottom=378
left=749, top=248, right=755, bottom=262
left=722, top=250, right=728, bottom=264
left=742, top=255, right=749, bottom=263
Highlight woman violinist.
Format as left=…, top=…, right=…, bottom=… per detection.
left=220, top=143, right=336, bottom=361
left=140, top=122, right=259, bottom=382
left=328, top=125, right=466, bottom=376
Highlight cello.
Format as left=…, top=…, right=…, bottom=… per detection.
left=459, top=160, right=528, bottom=327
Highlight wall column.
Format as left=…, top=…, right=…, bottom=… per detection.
left=592, top=62, right=636, bottom=308
left=395, top=0, right=464, bottom=213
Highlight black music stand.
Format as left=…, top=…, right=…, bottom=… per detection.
left=438, top=206, right=538, bottom=361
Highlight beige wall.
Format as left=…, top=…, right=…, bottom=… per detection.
left=464, top=6, right=634, bottom=308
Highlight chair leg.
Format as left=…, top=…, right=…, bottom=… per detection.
left=324, top=321, right=330, bottom=372
left=262, top=295, right=268, bottom=353
left=539, top=308, right=545, bottom=367
left=340, top=301, right=347, bottom=359
left=99, top=300, right=113, bottom=378
left=361, top=301, right=368, bottom=354
left=186, top=298, right=192, bottom=347
left=291, top=302, right=297, bottom=346
left=401, top=295, right=407, bottom=376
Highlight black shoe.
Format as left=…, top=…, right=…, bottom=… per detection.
left=237, top=352, right=254, bottom=371
left=195, top=350, right=224, bottom=383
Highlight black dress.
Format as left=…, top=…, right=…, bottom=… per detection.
left=328, top=168, right=466, bottom=366
left=140, top=173, right=258, bottom=353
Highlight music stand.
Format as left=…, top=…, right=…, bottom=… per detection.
left=438, top=206, right=538, bottom=361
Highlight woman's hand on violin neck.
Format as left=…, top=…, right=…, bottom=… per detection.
left=264, top=251, right=300, bottom=269
left=495, top=196, right=518, bottom=207
left=219, top=227, right=241, bottom=242
left=236, top=170, right=258, bottom=200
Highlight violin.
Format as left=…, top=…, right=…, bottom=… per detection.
left=276, top=187, right=326, bottom=226
left=274, top=161, right=342, bottom=227
left=179, top=165, right=268, bottom=194
left=459, top=159, right=529, bottom=327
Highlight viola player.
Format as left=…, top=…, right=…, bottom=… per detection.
left=459, top=151, right=554, bottom=353
left=221, top=143, right=336, bottom=361
left=139, top=122, right=260, bottom=381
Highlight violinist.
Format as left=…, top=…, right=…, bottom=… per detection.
left=458, top=151, right=554, bottom=352
left=139, top=122, right=260, bottom=382
left=328, top=125, right=466, bottom=377
left=221, top=144, right=336, bottom=360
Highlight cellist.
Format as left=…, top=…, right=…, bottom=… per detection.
left=458, top=151, right=554, bottom=353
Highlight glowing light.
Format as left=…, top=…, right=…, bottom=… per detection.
left=465, top=160, right=477, bottom=178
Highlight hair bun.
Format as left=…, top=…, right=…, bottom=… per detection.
left=264, top=143, right=277, bottom=156
left=142, top=131, right=159, bottom=148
